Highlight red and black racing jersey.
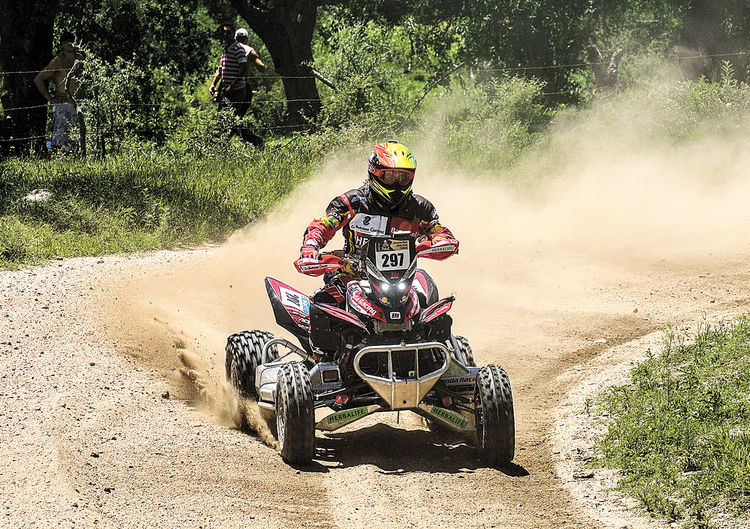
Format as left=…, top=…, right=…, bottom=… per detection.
left=303, top=184, right=455, bottom=255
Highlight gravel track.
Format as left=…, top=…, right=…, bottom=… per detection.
left=4, top=162, right=750, bottom=528
left=2, top=244, right=749, bottom=529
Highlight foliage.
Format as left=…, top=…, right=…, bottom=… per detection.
left=76, top=53, right=151, bottom=154
left=592, top=319, right=750, bottom=528
left=313, top=18, right=424, bottom=130
left=56, top=0, right=217, bottom=81
left=652, top=73, right=750, bottom=142
left=0, top=142, right=318, bottom=268
left=414, top=75, right=551, bottom=172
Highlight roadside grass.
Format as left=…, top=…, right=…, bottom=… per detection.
left=592, top=319, right=750, bottom=528
left=0, top=143, right=317, bottom=269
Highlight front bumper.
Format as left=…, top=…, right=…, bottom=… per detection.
left=352, top=341, right=450, bottom=410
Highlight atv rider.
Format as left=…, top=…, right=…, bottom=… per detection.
left=300, top=141, right=459, bottom=305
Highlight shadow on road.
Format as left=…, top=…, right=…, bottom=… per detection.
left=311, top=423, right=528, bottom=476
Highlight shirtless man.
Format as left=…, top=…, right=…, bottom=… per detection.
left=34, top=31, right=85, bottom=152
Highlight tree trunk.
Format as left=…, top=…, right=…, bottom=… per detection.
left=231, top=0, right=321, bottom=128
left=0, top=0, right=58, bottom=154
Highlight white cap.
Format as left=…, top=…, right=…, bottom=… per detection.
left=235, top=28, right=248, bottom=39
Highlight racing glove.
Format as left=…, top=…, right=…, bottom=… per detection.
left=299, top=243, right=319, bottom=260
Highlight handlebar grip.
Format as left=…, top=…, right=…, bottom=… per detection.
left=294, top=253, right=344, bottom=276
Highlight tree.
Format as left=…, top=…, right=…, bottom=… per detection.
left=228, top=0, right=322, bottom=127
left=680, top=0, right=747, bottom=81
left=0, top=0, right=58, bottom=153
left=56, top=0, right=216, bottom=81
left=595, top=0, right=749, bottom=82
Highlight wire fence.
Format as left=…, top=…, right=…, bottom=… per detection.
left=1, top=50, right=748, bottom=78
left=0, top=134, right=48, bottom=143
left=1, top=49, right=747, bottom=150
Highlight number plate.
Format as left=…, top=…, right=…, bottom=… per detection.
left=375, top=239, right=409, bottom=271
left=375, top=249, right=408, bottom=270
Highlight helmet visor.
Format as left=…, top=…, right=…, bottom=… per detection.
left=371, top=167, right=414, bottom=185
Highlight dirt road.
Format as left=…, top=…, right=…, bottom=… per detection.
left=3, top=153, right=750, bottom=529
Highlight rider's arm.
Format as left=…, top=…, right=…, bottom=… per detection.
left=417, top=198, right=456, bottom=243
left=302, top=193, right=356, bottom=252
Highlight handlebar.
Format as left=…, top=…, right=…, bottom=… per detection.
left=294, top=238, right=459, bottom=276
left=294, top=252, right=346, bottom=276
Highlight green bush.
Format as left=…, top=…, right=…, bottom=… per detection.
left=0, top=144, right=319, bottom=268
left=413, top=75, right=552, bottom=172
left=593, top=320, right=750, bottom=528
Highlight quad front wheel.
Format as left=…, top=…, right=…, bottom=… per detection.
left=474, top=365, right=515, bottom=466
left=276, top=362, right=315, bottom=464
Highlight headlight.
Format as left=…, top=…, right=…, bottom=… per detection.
left=380, top=282, right=391, bottom=292
left=397, top=281, right=408, bottom=291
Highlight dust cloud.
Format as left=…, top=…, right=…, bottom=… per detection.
left=102, top=91, right=750, bottom=435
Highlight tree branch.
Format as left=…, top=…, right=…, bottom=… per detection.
left=405, top=62, right=465, bottom=121
left=310, top=68, right=338, bottom=92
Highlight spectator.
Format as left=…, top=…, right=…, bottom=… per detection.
left=209, top=24, right=266, bottom=146
left=34, top=31, right=85, bottom=153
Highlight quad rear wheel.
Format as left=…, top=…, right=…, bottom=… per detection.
left=225, top=330, right=278, bottom=399
left=474, top=365, right=515, bottom=466
left=276, top=362, right=315, bottom=464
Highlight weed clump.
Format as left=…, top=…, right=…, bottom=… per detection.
left=593, top=319, right=750, bottom=528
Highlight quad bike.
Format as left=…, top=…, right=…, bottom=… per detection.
left=225, top=231, right=515, bottom=466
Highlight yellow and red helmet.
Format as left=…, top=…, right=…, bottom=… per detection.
left=367, top=141, right=416, bottom=208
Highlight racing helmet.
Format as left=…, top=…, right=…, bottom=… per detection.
left=367, top=141, right=416, bottom=208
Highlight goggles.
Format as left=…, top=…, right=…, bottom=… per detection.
left=371, top=167, right=414, bottom=185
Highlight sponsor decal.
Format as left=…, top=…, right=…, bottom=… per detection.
left=443, top=376, right=476, bottom=385
left=429, top=406, right=468, bottom=430
left=298, top=261, right=329, bottom=273
left=420, top=244, right=457, bottom=254
left=376, top=239, right=408, bottom=251
left=326, top=406, right=370, bottom=424
left=350, top=292, right=377, bottom=316
left=350, top=213, right=388, bottom=236
left=279, top=286, right=309, bottom=314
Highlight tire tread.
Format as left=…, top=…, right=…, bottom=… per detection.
left=225, top=330, right=278, bottom=398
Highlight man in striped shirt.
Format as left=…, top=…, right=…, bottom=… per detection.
left=210, top=26, right=265, bottom=120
